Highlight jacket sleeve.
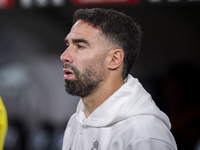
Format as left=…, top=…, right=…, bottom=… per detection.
left=126, top=138, right=177, bottom=150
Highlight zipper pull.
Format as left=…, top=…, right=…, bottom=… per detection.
left=80, top=124, right=87, bottom=134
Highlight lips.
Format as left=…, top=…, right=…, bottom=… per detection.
left=63, top=69, right=74, bottom=79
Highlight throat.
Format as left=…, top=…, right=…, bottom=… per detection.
left=82, top=89, right=108, bottom=118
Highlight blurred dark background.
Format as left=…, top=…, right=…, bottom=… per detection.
left=0, top=0, right=200, bottom=149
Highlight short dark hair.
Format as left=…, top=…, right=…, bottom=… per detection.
left=73, top=8, right=142, bottom=79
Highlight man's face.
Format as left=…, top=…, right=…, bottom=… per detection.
left=60, top=20, right=109, bottom=97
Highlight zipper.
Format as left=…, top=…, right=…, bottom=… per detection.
left=76, top=123, right=87, bottom=149
left=80, top=123, right=83, bottom=134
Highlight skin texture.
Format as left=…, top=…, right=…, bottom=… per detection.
left=60, top=20, right=124, bottom=118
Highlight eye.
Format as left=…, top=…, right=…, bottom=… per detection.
left=77, top=44, right=84, bottom=49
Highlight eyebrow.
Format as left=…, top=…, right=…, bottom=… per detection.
left=65, top=38, right=90, bottom=46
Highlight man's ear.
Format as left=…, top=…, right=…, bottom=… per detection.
left=108, top=49, right=124, bottom=70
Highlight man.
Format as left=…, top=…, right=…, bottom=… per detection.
left=60, top=8, right=177, bottom=150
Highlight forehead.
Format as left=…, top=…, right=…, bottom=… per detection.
left=66, top=20, right=102, bottom=42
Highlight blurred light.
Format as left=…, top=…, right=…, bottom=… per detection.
left=18, top=0, right=65, bottom=8
left=19, top=0, right=33, bottom=8
left=0, top=0, right=14, bottom=10
left=70, top=0, right=139, bottom=6
left=50, top=0, right=65, bottom=7
left=35, top=0, right=48, bottom=7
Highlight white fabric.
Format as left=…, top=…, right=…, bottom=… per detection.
left=62, top=74, right=177, bottom=150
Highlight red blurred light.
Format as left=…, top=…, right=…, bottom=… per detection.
left=0, top=0, right=15, bottom=10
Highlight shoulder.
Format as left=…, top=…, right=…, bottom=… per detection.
left=126, top=138, right=177, bottom=150
left=62, top=113, right=78, bottom=149
left=129, top=115, right=171, bottom=140
left=110, top=116, right=176, bottom=150
left=67, top=113, right=77, bottom=127
left=62, top=114, right=78, bottom=150
left=63, top=113, right=78, bottom=137
left=127, top=116, right=177, bottom=150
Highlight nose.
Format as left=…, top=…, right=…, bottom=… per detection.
left=60, top=48, right=73, bottom=64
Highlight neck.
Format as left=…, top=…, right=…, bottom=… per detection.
left=82, top=76, right=124, bottom=118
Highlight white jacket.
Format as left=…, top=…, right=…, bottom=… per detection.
left=62, top=75, right=177, bottom=150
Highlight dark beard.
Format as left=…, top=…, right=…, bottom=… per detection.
left=64, top=64, right=103, bottom=98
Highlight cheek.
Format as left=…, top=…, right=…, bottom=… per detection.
left=75, top=54, right=95, bottom=66
left=75, top=52, right=107, bottom=73
left=72, top=55, right=89, bottom=70
left=92, top=57, right=107, bottom=74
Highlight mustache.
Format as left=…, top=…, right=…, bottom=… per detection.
left=63, top=64, right=78, bottom=73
